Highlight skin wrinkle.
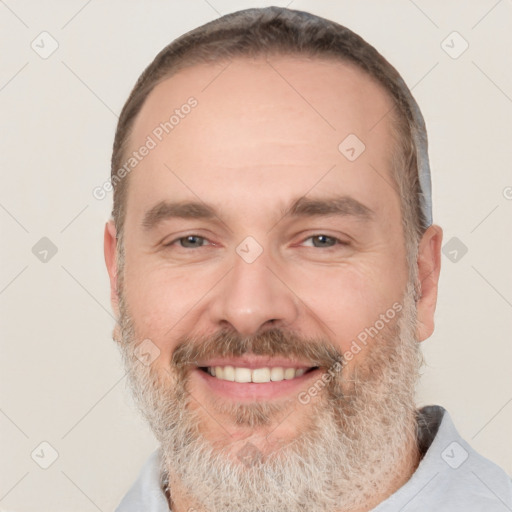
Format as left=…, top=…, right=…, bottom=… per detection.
left=140, top=195, right=375, bottom=234
left=105, top=53, right=443, bottom=512
left=117, top=281, right=422, bottom=512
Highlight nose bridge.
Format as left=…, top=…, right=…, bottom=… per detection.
left=209, top=245, right=299, bottom=335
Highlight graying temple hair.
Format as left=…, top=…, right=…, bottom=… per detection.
left=110, top=6, right=432, bottom=289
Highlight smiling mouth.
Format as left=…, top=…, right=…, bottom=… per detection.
left=192, top=355, right=324, bottom=400
left=199, top=365, right=319, bottom=383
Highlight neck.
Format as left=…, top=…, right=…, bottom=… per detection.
left=348, top=431, right=421, bottom=512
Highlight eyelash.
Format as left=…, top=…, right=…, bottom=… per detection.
left=164, top=234, right=349, bottom=250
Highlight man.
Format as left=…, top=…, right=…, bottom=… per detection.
left=104, top=6, right=512, bottom=512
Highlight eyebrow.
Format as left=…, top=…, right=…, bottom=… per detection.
left=288, top=195, right=374, bottom=219
left=141, top=195, right=374, bottom=231
left=142, top=201, right=217, bottom=230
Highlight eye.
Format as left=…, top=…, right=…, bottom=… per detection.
left=301, top=234, right=346, bottom=248
left=165, top=235, right=210, bottom=249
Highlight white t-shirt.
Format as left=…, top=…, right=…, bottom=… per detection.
left=115, top=405, right=512, bottom=511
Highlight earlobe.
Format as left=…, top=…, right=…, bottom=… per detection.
left=104, top=220, right=120, bottom=317
left=415, top=225, right=443, bottom=342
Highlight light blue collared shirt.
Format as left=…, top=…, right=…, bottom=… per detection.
left=115, top=406, right=512, bottom=511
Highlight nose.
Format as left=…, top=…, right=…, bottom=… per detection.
left=207, top=247, right=300, bottom=336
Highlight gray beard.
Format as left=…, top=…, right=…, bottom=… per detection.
left=117, top=282, right=421, bottom=512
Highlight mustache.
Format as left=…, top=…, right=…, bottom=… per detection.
left=171, top=327, right=344, bottom=370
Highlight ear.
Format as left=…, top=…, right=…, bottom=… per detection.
left=416, top=224, right=443, bottom=342
left=104, top=219, right=120, bottom=322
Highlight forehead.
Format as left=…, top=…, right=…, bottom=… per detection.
left=125, top=55, right=399, bottom=224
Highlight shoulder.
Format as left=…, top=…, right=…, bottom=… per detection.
left=115, top=449, right=171, bottom=512
left=374, top=405, right=512, bottom=511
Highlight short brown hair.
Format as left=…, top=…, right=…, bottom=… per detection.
left=111, top=6, right=431, bottom=273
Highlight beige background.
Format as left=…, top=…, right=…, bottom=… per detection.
left=1, top=0, right=511, bottom=510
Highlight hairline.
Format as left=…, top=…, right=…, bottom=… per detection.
left=115, top=51, right=409, bottom=235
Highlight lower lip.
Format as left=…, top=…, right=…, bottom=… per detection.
left=194, top=368, right=321, bottom=401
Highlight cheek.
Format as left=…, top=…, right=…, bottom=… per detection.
left=122, top=256, right=224, bottom=360
left=292, top=261, right=405, bottom=354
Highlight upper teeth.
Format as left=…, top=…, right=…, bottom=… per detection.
left=208, top=366, right=306, bottom=383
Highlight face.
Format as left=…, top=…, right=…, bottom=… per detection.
left=105, top=55, right=442, bottom=511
